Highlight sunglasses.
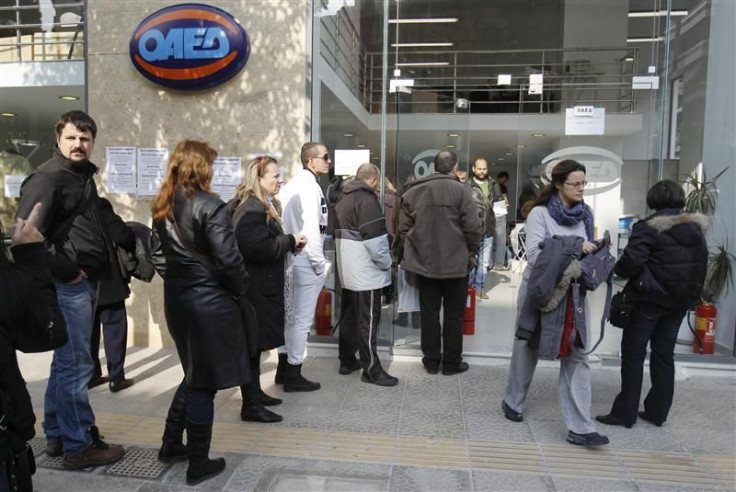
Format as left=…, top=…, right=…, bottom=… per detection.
left=313, top=153, right=330, bottom=162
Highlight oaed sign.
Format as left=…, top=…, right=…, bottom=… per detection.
left=129, top=4, right=250, bottom=90
left=541, top=146, right=623, bottom=196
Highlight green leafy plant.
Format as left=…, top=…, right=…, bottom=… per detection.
left=683, top=167, right=728, bottom=215
left=702, top=243, right=736, bottom=303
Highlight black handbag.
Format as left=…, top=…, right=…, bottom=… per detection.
left=609, top=289, right=637, bottom=329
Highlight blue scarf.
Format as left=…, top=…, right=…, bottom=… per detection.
left=547, top=193, right=595, bottom=241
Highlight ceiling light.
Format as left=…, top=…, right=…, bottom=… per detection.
left=532, top=133, right=545, bottom=138
left=497, top=157, right=505, bottom=161
left=627, top=36, right=665, bottom=43
left=1, top=112, right=16, bottom=117
left=59, top=95, right=79, bottom=101
left=446, top=144, right=455, bottom=148
left=391, top=42, right=454, bottom=48
left=516, top=145, right=525, bottom=149
left=356, top=144, right=366, bottom=148
left=343, top=133, right=354, bottom=137
left=448, top=133, right=460, bottom=137
left=505, top=152, right=513, bottom=156
left=396, top=62, right=449, bottom=67
left=624, top=57, right=635, bottom=62
left=628, top=10, right=688, bottom=18
left=389, top=18, right=459, bottom=24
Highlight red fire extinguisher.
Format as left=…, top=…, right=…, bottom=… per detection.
left=315, top=289, right=332, bottom=336
left=693, top=303, right=717, bottom=354
left=463, top=286, right=476, bottom=335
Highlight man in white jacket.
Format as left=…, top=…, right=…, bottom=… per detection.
left=275, top=142, right=331, bottom=392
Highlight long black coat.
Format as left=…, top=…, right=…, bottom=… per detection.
left=232, top=196, right=295, bottom=350
left=153, top=188, right=250, bottom=390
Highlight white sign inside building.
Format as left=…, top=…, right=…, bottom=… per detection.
left=565, top=106, right=605, bottom=135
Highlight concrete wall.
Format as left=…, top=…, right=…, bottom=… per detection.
left=86, top=0, right=312, bottom=347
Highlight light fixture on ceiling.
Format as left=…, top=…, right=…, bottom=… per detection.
left=343, top=133, right=354, bottom=137
left=388, top=18, right=459, bottom=24
left=59, top=95, right=79, bottom=101
left=532, top=133, right=545, bottom=138
left=391, top=42, right=454, bottom=48
left=497, top=157, right=505, bottom=161
left=624, top=57, right=635, bottom=62
left=356, top=144, right=366, bottom=148
left=396, top=62, right=449, bottom=67
left=516, top=145, right=526, bottom=148
left=627, top=36, right=665, bottom=43
left=628, top=10, right=688, bottom=18
left=446, top=144, right=455, bottom=148
left=505, top=152, right=513, bottom=156
left=1, top=112, right=16, bottom=117
left=448, top=133, right=460, bottom=138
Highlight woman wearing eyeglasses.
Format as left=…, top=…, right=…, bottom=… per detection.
left=502, top=159, right=610, bottom=447
left=230, top=156, right=306, bottom=423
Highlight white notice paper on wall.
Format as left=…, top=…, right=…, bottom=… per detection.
left=334, top=149, right=370, bottom=176
left=137, top=148, right=169, bottom=196
left=529, top=73, right=544, bottom=95
left=3, top=175, right=26, bottom=198
left=211, top=156, right=242, bottom=201
left=105, top=147, right=137, bottom=194
left=565, top=107, right=606, bottom=135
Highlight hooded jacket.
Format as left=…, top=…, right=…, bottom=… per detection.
left=15, top=149, right=111, bottom=282
left=397, top=173, right=481, bottom=279
left=335, top=178, right=392, bottom=291
left=616, top=209, right=708, bottom=309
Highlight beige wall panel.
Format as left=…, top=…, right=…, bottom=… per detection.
left=87, top=0, right=312, bottom=347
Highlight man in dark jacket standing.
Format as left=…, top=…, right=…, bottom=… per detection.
left=397, top=151, right=481, bottom=375
left=15, top=111, right=125, bottom=470
left=335, top=164, right=398, bottom=386
left=467, top=157, right=497, bottom=299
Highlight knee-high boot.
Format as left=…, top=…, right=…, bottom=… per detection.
left=158, top=381, right=188, bottom=461
left=185, top=421, right=226, bottom=485
left=239, top=357, right=283, bottom=423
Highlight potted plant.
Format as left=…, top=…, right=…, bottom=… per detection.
left=682, top=166, right=735, bottom=354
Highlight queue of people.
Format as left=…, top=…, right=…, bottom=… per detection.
left=2, top=109, right=709, bottom=489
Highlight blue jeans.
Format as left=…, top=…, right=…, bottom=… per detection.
left=608, top=302, right=686, bottom=426
left=43, top=279, right=99, bottom=455
left=470, top=235, right=493, bottom=290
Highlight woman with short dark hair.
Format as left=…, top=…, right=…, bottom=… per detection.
left=597, top=179, right=708, bottom=428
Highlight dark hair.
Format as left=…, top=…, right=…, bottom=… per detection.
left=497, top=171, right=509, bottom=180
left=435, top=150, right=457, bottom=174
left=533, top=159, right=587, bottom=207
left=55, top=110, right=97, bottom=139
left=646, top=179, right=686, bottom=211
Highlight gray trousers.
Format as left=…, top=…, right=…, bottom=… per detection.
left=504, top=338, right=597, bottom=434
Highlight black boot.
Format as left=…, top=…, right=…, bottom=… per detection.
left=274, top=353, right=288, bottom=385
left=283, top=362, right=321, bottom=392
left=185, top=421, right=226, bottom=485
left=158, top=383, right=188, bottom=462
left=249, top=355, right=282, bottom=406
left=239, top=384, right=283, bottom=423
left=361, top=363, right=399, bottom=387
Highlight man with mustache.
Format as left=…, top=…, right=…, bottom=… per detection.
left=15, top=111, right=126, bottom=470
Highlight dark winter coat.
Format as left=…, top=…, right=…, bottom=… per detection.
left=397, top=173, right=481, bottom=279
left=97, top=198, right=135, bottom=307
left=153, top=188, right=250, bottom=391
left=231, top=196, right=295, bottom=351
left=615, top=209, right=708, bottom=309
left=468, top=178, right=496, bottom=236
left=15, top=149, right=111, bottom=282
left=0, top=243, right=65, bottom=462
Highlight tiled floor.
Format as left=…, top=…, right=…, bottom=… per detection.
left=17, top=347, right=736, bottom=491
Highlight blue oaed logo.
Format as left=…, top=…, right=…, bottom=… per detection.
left=129, top=3, right=250, bottom=90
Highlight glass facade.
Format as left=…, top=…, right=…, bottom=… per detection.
left=312, top=0, right=736, bottom=357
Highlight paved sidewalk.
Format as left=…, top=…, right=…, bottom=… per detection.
left=17, top=348, right=736, bottom=492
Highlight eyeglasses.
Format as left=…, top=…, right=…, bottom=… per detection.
left=313, top=153, right=331, bottom=162
left=564, top=180, right=588, bottom=189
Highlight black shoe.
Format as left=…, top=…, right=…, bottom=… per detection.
left=109, top=378, right=134, bottom=393
left=596, top=413, right=633, bottom=429
left=361, top=366, right=398, bottom=387
left=186, top=421, right=226, bottom=485
left=88, top=375, right=109, bottom=389
left=259, top=391, right=282, bottom=407
left=45, top=439, right=62, bottom=457
left=274, top=353, right=288, bottom=385
left=442, top=362, right=469, bottom=375
left=240, top=405, right=283, bottom=423
left=158, top=440, right=187, bottom=462
left=63, top=426, right=125, bottom=470
left=424, top=363, right=439, bottom=375
left=502, top=400, right=523, bottom=422
left=283, top=363, right=321, bottom=392
left=338, top=359, right=364, bottom=375
left=566, top=431, right=609, bottom=447
left=638, top=411, right=663, bottom=427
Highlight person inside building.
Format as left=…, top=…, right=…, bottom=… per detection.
left=1, top=203, right=65, bottom=492
left=151, top=140, right=251, bottom=485
left=493, top=170, right=511, bottom=270
left=596, top=179, right=708, bottom=429
left=276, top=142, right=331, bottom=392
left=334, top=163, right=397, bottom=386
left=89, top=197, right=136, bottom=393
left=15, top=110, right=126, bottom=469
left=396, top=150, right=481, bottom=375
left=230, top=156, right=306, bottom=424
left=502, top=159, right=609, bottom=447
left=467, top=157, right=496, bottom=299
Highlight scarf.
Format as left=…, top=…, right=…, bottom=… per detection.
left=547, top=193, right=595, bottom=241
